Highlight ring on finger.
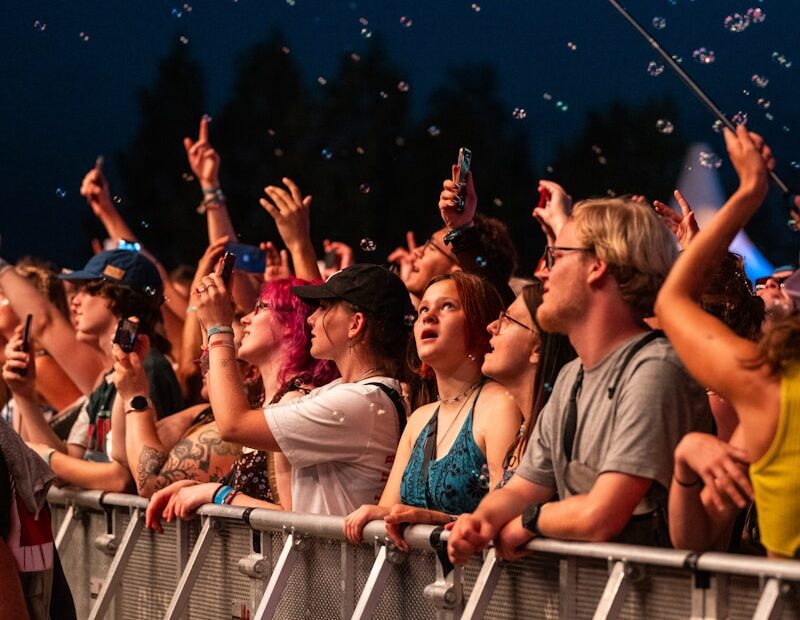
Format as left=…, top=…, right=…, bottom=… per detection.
left=197, top=286, right=207, bottom=294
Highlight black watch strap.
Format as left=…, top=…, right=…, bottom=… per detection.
left=521, top=503, right=545, bottom=537
left=125, top=395, right=151, bottom=413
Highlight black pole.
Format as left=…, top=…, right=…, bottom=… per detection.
left=606, top=0, right=794, bottom=200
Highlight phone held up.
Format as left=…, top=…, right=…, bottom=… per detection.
left=16, top=314, right=33, bottom=376
left=219, top=251, right=237, bottom=286
left=113, top=318, right=139, bottom=353
left=454, top=147, right=472, bottom=214
left=223, top=243, right=265, bottom=274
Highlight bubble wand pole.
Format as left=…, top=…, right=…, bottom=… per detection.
left=606, top=0, right=793, bottom=200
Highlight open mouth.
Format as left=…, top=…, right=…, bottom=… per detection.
left=420, top=328, right=438, bottom=341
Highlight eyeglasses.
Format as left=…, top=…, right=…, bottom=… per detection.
left=254, top=300, right=271, bottom=314
left=423, top=238, right=459, bottom=265
left=497, top=310, right=534, bottom=333
left=543, top=246, right=594, bottom=269
left=754, top=275, right=788, bottom=290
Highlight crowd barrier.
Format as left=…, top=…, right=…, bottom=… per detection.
left=47, top=487, right=800, bottom=620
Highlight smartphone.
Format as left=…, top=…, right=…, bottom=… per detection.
left=324, top=250, right=339, bottom=270
left=20, top=314, right=33, bottom=353
left=454, top=147, right=472, bottom=214
left=219, top=251, right=237, bottom=286
left=113, top=318, right=139, bottom=353
left=224, top=242, right=266, bottom=273
left=117, top=239, right=141, bottom=252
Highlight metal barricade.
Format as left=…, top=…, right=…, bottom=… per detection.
left=48, top=487, right=800, bottom=620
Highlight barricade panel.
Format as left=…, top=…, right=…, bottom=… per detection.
left=470, top=554, right=560, bottom=619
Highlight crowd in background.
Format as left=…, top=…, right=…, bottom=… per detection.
left=0, top=116, right=798, bottom=618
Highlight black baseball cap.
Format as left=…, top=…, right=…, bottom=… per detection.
left=58, top=249, right=163, bottom=299
left=292, top=264, right=415, bottom=321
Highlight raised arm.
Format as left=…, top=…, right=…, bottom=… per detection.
left=0, top=263, right=104, bottom=394
left=259, top=177, right=322, bottom=282
left=79, top=163, right=137, bottom=243
left=184, top=116, right=237, bottom=242
left=654, top=125, right=776, bottom=406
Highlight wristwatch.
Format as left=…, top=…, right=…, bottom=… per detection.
left=521, top=503, right=545, bottom=537
left=124, top=395, right=152, bottom=414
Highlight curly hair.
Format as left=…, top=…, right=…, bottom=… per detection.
left=572, top=198, right=678, bottom=318
left=701, top=253, right=764, bottom=342
left=746, top=311, right=800, bottom=376
left=15, top=257, right=70, bottom=321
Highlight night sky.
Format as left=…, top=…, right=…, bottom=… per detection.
left=2, top=0, right=797, bottom=268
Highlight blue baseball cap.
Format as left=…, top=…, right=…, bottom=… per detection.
left=58, top=249, right=163, bottom=299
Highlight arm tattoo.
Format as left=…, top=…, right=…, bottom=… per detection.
left=150, top=429, right=241, bottom=491
left=136, top=446, right=169, bottom=491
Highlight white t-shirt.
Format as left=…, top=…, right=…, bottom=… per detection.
left=264, top=377, right=402, bottom=515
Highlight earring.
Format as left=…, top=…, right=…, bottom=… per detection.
left=467, top=353, right=476, bottom=362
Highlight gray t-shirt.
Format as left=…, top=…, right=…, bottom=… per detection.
left=516, top=332, right=712, bottom=507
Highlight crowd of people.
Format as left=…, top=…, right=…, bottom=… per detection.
left=0, top=116, right=798, bottom=618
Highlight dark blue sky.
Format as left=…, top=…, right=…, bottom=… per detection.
left=2, top=0, right=797, bottom=267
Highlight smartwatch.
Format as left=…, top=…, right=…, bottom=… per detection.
left=521, top=503, right=545, bottom=537
left=125, top=395, right=151, bottom=414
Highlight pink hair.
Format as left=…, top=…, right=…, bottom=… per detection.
left=259, top=278, right=339, bottom=390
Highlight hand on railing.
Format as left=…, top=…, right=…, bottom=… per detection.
left=447, top=513, right=496, bottom=565
left=146, top=479, right=201, bottom=533
left=344, top=504, right=390, bottom=544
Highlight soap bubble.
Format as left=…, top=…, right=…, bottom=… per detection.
left=782, top=125, right=791, bottom=133
left=764, top=112, right=774, bottom=121
left=281, top=46, right=290, bottom=54
left=321, top=149, right=332, bottom=160
left=359, top=183, right=371, bottom=194
left=378, top=91, right=388, bottom=99
left=395, top=136, right=405, bottom=147
left=79, top=31, right=91, bottom=42
left=403, top=313, right=417, bottom=327
left=692, top=48, right=716, bottom=64
left=597, top=156, right=608, bottom=165
left=331, top=410, right=345, bottom=423
left=771, top=52, right=792, bottom=69
left=591, top=145, right=603, bottom=155
left=144, top=286, right=158, bottom=297
left=476, top=256, right=487, bottom=267
left=723, top=14, right=749, bottom=33
left=751, top=74, right=769, bottom=88
left=399, top=16, right=413, bottom=28
left=647, top=61, right=664, bottom=77
left=756, top=98, right=771, bottom=109
left=652, top=16, right=666, bottom=30
left=179, top=35, right=189, bottom=45
left=112, top=195, right=123, bottom=205
left=286, top=0, right=295, bottom=5
left=140, top=220, right=151, bottom=229
left=542, top=92, right=552, bottom=101
left=567, top=41, right=577, bottom=51
left=471, top=3, right=481, bottom=12
left=171, top=7, right=184, bottom=18
left=427, top=125, right=441, bottom=137
left=791, top=161, right=800, bottom=170
left=360, top=238, right=376, bottom=252
left=742, top=89, right=750, bottom=96
left=746, top=8, right=765, bottom=23
left=396, top=81, right=409, bottom=92
left=731, top=111, right=748, bottom=125
left=355, top=146, right=365, bottom=155
left=358, top=17, right=368, bottom=25
left=512, top=107, right=527, bottom=120
left=202, top=113, right=212, bottom=123
left=350, top=52, right=360, bottom=62
left=33, top=20, right=46, bottom=31
left=555, top=101, right=569, bottom=112
left=317, top=76, right=327, bottom=85
left=182, top=172, right=195, bottom=182
left=273, top=148, right=284, bottom=157
left=656, top=119, right=674, bottom=134
left=55, top=188, right=66, bottom=198
left=698, top=151, right=723, bottom=169
left=493, top=197, right=503, bottom=207
left=360, top=28, right=372, bottom=38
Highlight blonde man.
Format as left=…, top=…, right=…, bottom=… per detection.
left=448, top=198, right=713, bottom=562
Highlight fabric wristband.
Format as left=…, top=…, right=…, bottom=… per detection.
left=214, top=486, right=234, bottom=505
left=207, top=324, right=234, bottom=338
left=43, top=448, right=57, bottom=467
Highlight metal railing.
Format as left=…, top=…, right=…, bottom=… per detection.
left=48, top=487, right=800, bottom=620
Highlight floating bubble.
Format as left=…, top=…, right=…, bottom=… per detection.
left=427, top=125, right=441, bottom=137
left=171, top=7, right=184, bottom=18
left=202, top=113, right=212, bottom=123
left=746, top=8, right=765, bottom=23
left=765, top=112, right=774, bottom=121
left=471, top=3, right=481, bottom=12
left=359, top=183, right=371, bottom=194
left=591, top=144, right=603, bottom=154
left=751, top=74, right=769, bottom=88
left=647, top=61, right=664, bottom=77
left=698, top=151, right=723, bottom=169
left=355, top=146, right=365, bottom=155
left=783, top=125, right=791, bottom=133
left=545, top=165, right=554, bottom=174
left=731, top=111, right=748, bottom=125
left=321, top=149, right=332, bottom=160
left=360, top=238, right=377, bottom=252
left=397, top=81, right=409, bottom=92
left=378, top=91, right=388, bottom=99
left=597, top=156, right=608, bottom=165
left=267, top=128, right=276, bottom=136
left=567, top=41, right=577, bottom=51
left=55, top=188, right=66, bottom=198
left=493, top=197, right=503, bottom=207
left=358, top=17, right=368, bottom=25
left=144, top=286, right=158, bottom=297
left=179, top=35, right=189, bottom=44
left=723, top=13, right=749, bottom=33
left=273, top=148, right=284, bottom=157
left=399, top=15, right=413, bottom=28
left=756, top=98, right=771, bottom=109
left=395, top=136, right=405, bottom=147
left=182, top=172, right=195, bottom=182
left=542, top=92, right=552, bottom=101
left=79, top=31, right=90, bottom=42
left=183, top=3, right=193, bottom=11
left=317, top=76, right=327, bottom=85
left=140, top=220, right=151, bottom=229
left=281, top=46, right=290, bottom=54
left=791, top=161, right=800, bottom=170
left=350, top=52, right=360, bottom=62
left=606, top=189, right=617, bottom=197
left=671, top=54, right=683, bottom=64
left=742, top=89, right=750, bottom=96
left=476, top=256, right=487, bottom=267
left=652, top=16, right=666, bottom=30
left=656, top=119, right=674, bottom=134
left=360, top=27, right=372, bottom=38
left=33, top=20, right=46, bottom=31
left=286, top=0, right=295, bottom=5
left=512, top=107, right=527, bottom=120
left=403, top=313, right=417, bottom=327
left=771, top=52, right=792, bottom=69
left=692, top=48, right=716, bottom=64
left=555, top=100, right=569, bottom=112
left=112, top=195, right=123, bottom=205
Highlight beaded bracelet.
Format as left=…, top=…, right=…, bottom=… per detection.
left=207, top=324, right=234, bottom=338
left=207, top=340, right=235, bottom=350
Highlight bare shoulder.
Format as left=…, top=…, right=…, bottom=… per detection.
left=406, top=401, right=438, bottom=438
left=474, top=380, right=521, bottom=416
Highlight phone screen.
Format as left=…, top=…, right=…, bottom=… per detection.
left=455, top=147, right=472, bottom=187
left=113, top=318, right=139, bottom=353
left=224, top=243, right=266, bottom=273
left=220, top=252, right=237, bottom=286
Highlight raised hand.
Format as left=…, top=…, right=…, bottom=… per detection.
left=183, top=116, right=221, bottom=190
left=79, top=164, right=113, bottom=218
left=387, top=231, right=417, bottom=285
left=673, top=432, right=752, bottom=512
left=439, top=166, right=477, bottom=230
left=532, top=180, right=572, bottom=245
left=110, top=325, right=152, bottom=401
left=653, top=189, right=700, bottom=249
left=723, top=125, right=774, bottom=204
left=259, top=177, right=312, bottom=251
left=260, top=241, right=291, bottom=282
left=321, top=240, right=353, bottom=281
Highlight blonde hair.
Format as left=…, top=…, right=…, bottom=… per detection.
left=572, top=198, right=677, bottom=318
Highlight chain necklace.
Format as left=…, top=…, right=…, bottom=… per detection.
left=436, top=383, right=479, bottom=451
left=353, top=366, right=383, bottom=383
left=439, top=380, right=482, bottom=405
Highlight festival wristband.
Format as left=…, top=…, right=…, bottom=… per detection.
left=214, top=486, right=234, bottom=505
left=207, top=325, right=234, bottom=338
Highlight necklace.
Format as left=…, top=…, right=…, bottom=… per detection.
left=435, top=383, right=478, bottom=451
left=439, top=381, right=481, bottom=405
left=353, top=366, right=383, bottom=383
